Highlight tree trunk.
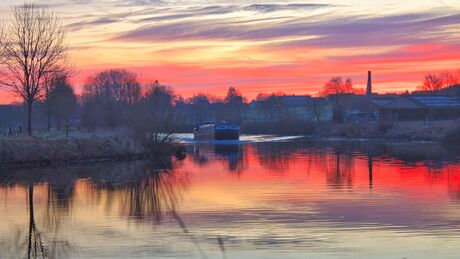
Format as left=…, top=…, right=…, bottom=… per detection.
left=27, top=101, right=33, bottom=136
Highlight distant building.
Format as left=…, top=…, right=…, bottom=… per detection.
left=379, top=95, right=460, bottom=121
left=244, top=95, right=332, bottom=122
left=412, top=85, right=460, bottom=96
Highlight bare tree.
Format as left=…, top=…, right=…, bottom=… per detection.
left=439, top=71, right=459, bottom=88
left=135, top=81, right=183, bottom=144
left=320, top=77, right=354, bottom=96
left=0, top=4, right=68, bottom=135
left=82, top=69, right=141, bottom=128
left=422, top=73, right=442, bottom=91
left=319, top=77, right=354, bottom=122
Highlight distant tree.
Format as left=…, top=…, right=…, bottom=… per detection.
left=224, top=87, right=244, bottom=104
left=320, top=77, right=354, bottom=122
left=320, top=77, right=353, bottom=96
left=188, top=93, right=211, bottom=106
left=187, top=93, right=212, bottom=122
left=224, top=87, right=244, bottom=124
left=423, top=73, right=443, bottom=91
left=134, top=81, right=182, bottom=143
left=82, top=69, right=141, bottom=128
left=43, top=71, right=72, bottom=130
left=255, top=92, right=285, bottom=122
left=439, top=71, right=459, bottom=89
left=47, top=78, right=77, bottom=131
left=0, top=4, right=68, bottom=135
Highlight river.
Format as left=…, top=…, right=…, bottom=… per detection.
left=1, top=136, right=460, bottom=258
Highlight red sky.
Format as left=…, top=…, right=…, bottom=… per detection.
left=1, top=0, right=460, bottom=103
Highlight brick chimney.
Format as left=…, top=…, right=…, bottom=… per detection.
left=366, top=71, right=372, bottom=96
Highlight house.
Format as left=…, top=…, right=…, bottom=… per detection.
left=244, top=95, right=332, bottom=122
left=326, top=93, right=398, bottom=122
left=412, top=85, right=460, bottom=96
left=379, top=95, right=460, bottom=121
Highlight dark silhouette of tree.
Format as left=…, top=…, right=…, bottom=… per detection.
left=187, top=93, right=212, bottom=122
left=224, top=87, right=244, bottom=124
left=255, top=92, right=284, bottom=122
left=320, top=77, right=353, bottom=96
left=422, top=71, right=459, bottom=91
left=43, top=71, right=72, bottom=130
left=81, top=69, right=141, bottom=128
left=320, top=77, right=354, bottom=122
left=439, top=71, right=459, bottom=88
left=133, top=81, right=182, bottom=143
left=0, top=4, right=68, bottom=135
left=47, top=77, right=77, bottom=133
left=423, top=73, right=443, bottom=91
left=224, top=87, right=244, bottom=104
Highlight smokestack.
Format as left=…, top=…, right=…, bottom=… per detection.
left=366, top=71, right=372, bottom=96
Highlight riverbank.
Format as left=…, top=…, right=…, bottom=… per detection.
left=0, top=129, right=186, bottom=167
left=312, top=120, right=459, bottom=142
left=242, top=120, right=460, bottom=144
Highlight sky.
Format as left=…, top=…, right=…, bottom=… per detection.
left=0, top=0, right=460, bottom=103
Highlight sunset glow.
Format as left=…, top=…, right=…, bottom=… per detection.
left=1, top=0, right=460, bottom=103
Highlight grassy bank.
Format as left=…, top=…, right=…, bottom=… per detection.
left=312, top=120, right=460, bottom=142
left=240, top=119, right=460, bottom=143
left=0, top=129, right=186, bottom=167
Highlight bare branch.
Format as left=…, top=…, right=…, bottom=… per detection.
left=0, top=3, right=69, bottom=135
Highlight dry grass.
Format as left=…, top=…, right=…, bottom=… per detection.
left=312, top=120, right=460, bottom=142
left=0, top=132, right=146, bottom=166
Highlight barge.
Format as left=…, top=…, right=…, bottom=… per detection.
left=194, top=121, right=240, bottom=141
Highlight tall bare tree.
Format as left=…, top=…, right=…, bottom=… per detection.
left=0, top=4, right=68, bottom=135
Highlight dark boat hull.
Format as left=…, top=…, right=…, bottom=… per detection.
left=215, top=129, right=240, bottom=140
left=194, top=128, right=240, bottom=141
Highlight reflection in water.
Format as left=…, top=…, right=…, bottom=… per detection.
left=27, top=185, right=45, bottom=259
left=1, top=139, right=460, bottom=258
left=0, top=159, right=190, bottom=258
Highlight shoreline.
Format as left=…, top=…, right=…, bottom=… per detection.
left=0, top=153, right=150, bottom=169
left=0, top=133, right=176, bottom=168
left=2, top=123, right=458, bottom=168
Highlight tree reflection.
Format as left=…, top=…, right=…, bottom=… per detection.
left=26, top=184, right=45, bottom=259
left=118, top=167, right=188, bottom=222
left=0, top=157, right=187, bottom=258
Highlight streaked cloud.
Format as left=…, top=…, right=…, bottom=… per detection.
left=0, top=0, right=460, bottom=103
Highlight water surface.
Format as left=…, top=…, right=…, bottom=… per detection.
left=1, top=137, right=460, bottom=258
